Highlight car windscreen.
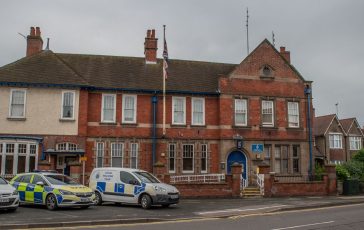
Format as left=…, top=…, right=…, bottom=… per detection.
left=0, top=177, right=7, bottom=184
left=44, top=174, right=80, bottom=185
left=133, top=172, right=160, bottom=183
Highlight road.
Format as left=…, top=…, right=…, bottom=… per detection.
left=48, top=203, right=364, bottom=230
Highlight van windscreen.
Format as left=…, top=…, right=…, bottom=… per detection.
left=133, top=172, right=160, bottom=183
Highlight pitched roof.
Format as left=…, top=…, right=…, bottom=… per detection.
left=313, top=114, right=336, bottom=136
left=339, top=118, right=355, bottom=133
left=0, top=51, right=236, bottom=94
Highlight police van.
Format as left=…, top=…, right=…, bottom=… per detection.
left=89, top=168, right=179, bottom=209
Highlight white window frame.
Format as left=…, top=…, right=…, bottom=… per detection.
left=182, top=144, right=194, bottom=173
left=329, top=133, right=343, bottom=149
left=349, top=136, right=362, bottom=150
left=96, top=142, right=104, bottom=168
left=122, top=94, right=137, bottom=124
left=191, top=97, right=205, bottom=126
left=56, top=142, right=78, bottom=152
left=101, top=94, right=116, bottom=123
left=262, top=100, right=274, bottom=127
left=61, top=90, right=75, bottom=120
left=288, top=101, right=299, bottom=128
left=234, top=99, right=247, bottom=126
left=168, top=144, right=176, bottom=173
left=9, top=89, right=27, bottom=118
left=111, top=142, right=124, bottom=167
left=130, top=143, right=138, bottom=169
left=201, top=144, right=208, bottom=173
left=172, top=97, right=186, bottom=125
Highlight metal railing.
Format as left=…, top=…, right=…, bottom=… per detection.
left=274, top=174, right=323, bottom=183
left=170, top=174, right=226, bottom=184
left=256, top=174, right=264, bottom=195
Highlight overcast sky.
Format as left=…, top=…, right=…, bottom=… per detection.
left=1, top=0, right=363, bottom=127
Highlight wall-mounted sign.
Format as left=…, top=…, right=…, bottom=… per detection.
left=237, top=140, right=243, bottom=149
left=251, top=144, right=264, bottom=153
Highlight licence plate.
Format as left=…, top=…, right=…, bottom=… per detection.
left=170, top=195, right=178, bottom=199
left=80, top=198, right=89, bottom=202
left=0, top=198, right=9, bottom=203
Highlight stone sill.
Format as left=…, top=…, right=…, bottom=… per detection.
left=7, top=117, right=26, bottom=121
left=59, top=118, right=76, bottom=122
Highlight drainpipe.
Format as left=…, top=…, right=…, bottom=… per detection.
left=152, top=94, right=158, bottom=171
left=304, top=85, right=313, bottom=178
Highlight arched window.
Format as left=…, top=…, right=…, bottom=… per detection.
left=56, top=142, right=78, bottom=151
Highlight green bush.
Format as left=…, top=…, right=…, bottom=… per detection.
left=352, top=149, right=364, bottom=163
left=343, top=160, right=364, bottom=180
left=336, top=164, right=350, bottom=181
left=314, top=163, right=325, bottom=180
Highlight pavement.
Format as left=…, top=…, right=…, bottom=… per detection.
left=1, top=196, right=364, bottom=229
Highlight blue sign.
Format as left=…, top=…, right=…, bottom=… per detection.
left=251, top=144, right=264, bottom=153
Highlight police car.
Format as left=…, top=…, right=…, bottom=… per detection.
left=10, top=171, right=95, bottom=210
left=0, top=176, right=19, bottom=211
left=89, top=168, right=179, bottom=209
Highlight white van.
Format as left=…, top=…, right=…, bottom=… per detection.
left=89, top=168, right=179, bottom=209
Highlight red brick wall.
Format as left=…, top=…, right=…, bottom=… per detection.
left=174, top=183, right=233, bottom=198
left=269, top=181, right=327, bottom=196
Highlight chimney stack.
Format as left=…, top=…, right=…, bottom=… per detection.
left=144, top=29, right=158, bottom=64
left=280, top=46, right=290, bottom=64
left=26, top=26, right=43, bottom=57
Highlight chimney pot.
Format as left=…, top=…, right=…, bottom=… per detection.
left=35, top=27, right=41, bottom=36
left=147, top=30, right=151, bottom=38
left=151, top=29, right=155, bottom=38
left=30, top=27, right=36, bottom=36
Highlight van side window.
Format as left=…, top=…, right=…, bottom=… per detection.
left=120, top=171, right=137, bottom=184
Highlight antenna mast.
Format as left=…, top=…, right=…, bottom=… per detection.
left=272, top=31, right=275, bottom=46
left=246, top=8, right=249, bottom=55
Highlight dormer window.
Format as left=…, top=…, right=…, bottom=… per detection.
left=260, top=65, right=274, bottom=78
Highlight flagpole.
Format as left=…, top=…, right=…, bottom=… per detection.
left=162, top=25, right=166, bottom=137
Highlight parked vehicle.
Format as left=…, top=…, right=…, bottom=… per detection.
left=10, top=171, right=95, bottom=210
left=89, top=168, right=179, bottom=209
left=0, top=176, right=19, bottom=212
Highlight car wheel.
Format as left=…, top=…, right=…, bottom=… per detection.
left=95, top=191, right=103, bottom=205
left=140, top=194, right=152, bottom=209
left=161, top=204, right=170, bottom=208
left=46, top=194, right=58, bottom=211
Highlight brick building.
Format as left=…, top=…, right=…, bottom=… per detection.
left=0, top=27, right=313, bottom=183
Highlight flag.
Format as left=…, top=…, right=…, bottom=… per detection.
left=163, top=25, right=168, bottom=80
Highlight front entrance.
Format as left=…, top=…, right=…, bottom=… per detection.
left=227, top=151, right=247, bottom=180
left=57, top=155, right=78, bottom=176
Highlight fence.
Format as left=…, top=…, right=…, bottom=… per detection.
left=170, top=174, right=226, bottom=184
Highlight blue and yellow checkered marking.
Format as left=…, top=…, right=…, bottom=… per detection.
left=96, top=182, right=106, bottom=192
left=114, top=183, right=125, bottom=193
left=134, top=183, right=146, bottom=195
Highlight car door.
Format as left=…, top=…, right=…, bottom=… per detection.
left=119, top=171, right=139, bottom=204
left=19, top=174, right=34, bottom=203
left=31, top=174, right=48, bottom=204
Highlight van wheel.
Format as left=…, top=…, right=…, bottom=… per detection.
left=46, top=194, right=58, bottom=211
left=140, top=194, right=152, bottom=209
left=95, top=191, right=103, bottom=205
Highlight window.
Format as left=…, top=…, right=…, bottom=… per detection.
left=120, top=171, right=137, bottom=184
left=122, top=95, right=137, bottom=123
left=17, top=144, right=27, bottom=174
left=111, top=143, right=123, bottom=167
left=96, top=142, right=104, bottom=168
left=274, top=146, right=289, bottom=173
left=201, top=144, right=208, bottom=173
left=61, top=91, right=75, bottom=119
left=168, top=144, right=176, bottom=173
left=56, top=143, right=77, bottom=151
left=182, top=144, right=194, bottom=173
left=264, top=144, right=271, bottom=166
left=329, top=134, right=343, bottom=149
left=130, top=143, right=138, bottom=169
left=21, top=174, right=32, bottom=183
left=288, top=102, right=299, bottom=127
left=102, top=94, right=116, bottom=122
left=32, top=175, right=48, bottom=186
left=9, top=89, right=26, bottom=118
left=262, top=100, right=274, bottom=126
left=192, top=98, right=205, bottom=125
left=350, top=136, right=362, bottom=150
left=293, top=145, right=300, bottom=173
left=235, top=99, right=247, bottom=126
left=172, top=97, right=186, bottom=125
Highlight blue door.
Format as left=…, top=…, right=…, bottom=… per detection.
left=227, top=151, right=247, bottom=180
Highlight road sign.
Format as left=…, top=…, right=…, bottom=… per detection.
left=251, top=144, right=264, bottom=153
left=80, top=156, right=87, bottom=161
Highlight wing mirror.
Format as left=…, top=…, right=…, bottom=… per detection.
left=36, top=181, right=44, bottom=186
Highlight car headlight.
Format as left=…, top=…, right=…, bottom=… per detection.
left=153, top=186, right=167, bottom=193
left=12, top=190, right=18, bottom=195
left=59, top=189, right=74, bottom=195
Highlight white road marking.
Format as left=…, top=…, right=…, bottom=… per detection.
left=271, top=221, right=334, bottom=230
left=197, top=205, right=288, bottom=215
